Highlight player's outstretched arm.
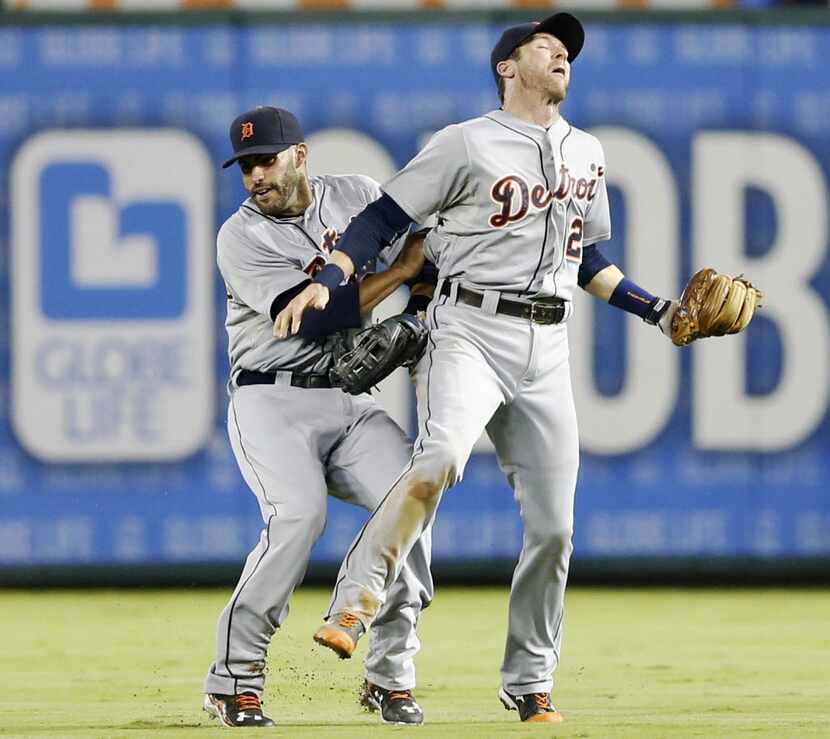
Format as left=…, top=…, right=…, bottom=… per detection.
left=578, top=245, right=763, bottom=345
left=580, top=261, right=623, bottom=302
left=579, top=246, right=677, bottom=334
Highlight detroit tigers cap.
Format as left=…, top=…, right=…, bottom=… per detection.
left=490, top=12, right=585, bottom=83
left=222, top=106, right=304, bottom=169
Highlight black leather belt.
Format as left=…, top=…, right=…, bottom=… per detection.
left=439, top=282, right=566, bottom=325
left=236, top=369, right=333, bottom=389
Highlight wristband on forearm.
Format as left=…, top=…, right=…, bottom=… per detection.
left=312, top=263, right=345, bottom=291
left=609, top=277, right=670, bottom=324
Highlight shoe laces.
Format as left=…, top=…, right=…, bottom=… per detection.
left=336, top=612, right=361, bottom=629
left=533, top=693, right=552, bottom=710
left=388, top=690, right=413, bottom=702
left=237, top=693, right=262, bottom=712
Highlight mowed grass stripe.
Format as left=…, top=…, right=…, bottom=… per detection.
left=0, top=587, right=828, bottom=737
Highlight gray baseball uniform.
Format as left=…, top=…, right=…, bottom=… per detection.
left=204, top=173, right=433, bottom=698
left=327, top=109, right=610, bottom=696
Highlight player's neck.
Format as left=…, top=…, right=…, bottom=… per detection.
left=281, top=177, right=314, bottom=218
left=503, top=95, right=561, bottom=130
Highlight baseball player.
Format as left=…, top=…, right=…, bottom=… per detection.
left=203, top=106, right=435, bottom=728
left=275, top=13, right=681, bottom=724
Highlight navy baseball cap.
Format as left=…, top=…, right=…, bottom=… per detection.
left=490, top=12, right=585, bottom=83
left=222, top=106, right=304, bottom=169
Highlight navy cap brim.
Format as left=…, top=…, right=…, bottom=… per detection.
left=221, top=142, right=295, bottom=169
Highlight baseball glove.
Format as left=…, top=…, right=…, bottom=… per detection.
left=331, top=313, right=429, bottom=395
left=670, top=268, right=763, bottom=347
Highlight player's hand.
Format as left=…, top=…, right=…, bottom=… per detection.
left=273, top=283, right=330, bottom=338
left=657, top=300, right=679, bottom=338
left=391, top=235, right=426, bottom=282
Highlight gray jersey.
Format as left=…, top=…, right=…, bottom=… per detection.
left=218, top=174, right=403, bottom=378
left=387, top=109, right=610, bottom=308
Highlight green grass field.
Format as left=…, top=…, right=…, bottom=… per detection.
left=1, top=587, right=828, bottom=738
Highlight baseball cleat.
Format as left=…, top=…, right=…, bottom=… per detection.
left=313, top=611, right=366, bottom=659
left=498, top=687, right=564, bottom=723
left=359, top=680, right=424, bottom=725
left=203, top=692, right=276, bottom=728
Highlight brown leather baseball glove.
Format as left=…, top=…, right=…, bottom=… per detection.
left=670, top=268, right=763, bottom=347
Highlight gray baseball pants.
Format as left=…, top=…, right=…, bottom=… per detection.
left=327, top=285, right=579, bottom=695
left=204, top=381, right=433, bottom=697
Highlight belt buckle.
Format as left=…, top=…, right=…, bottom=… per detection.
left=529, top=301, right=546, bottom=324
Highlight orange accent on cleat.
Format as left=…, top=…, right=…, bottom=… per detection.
left=313, top=624, right=357, bottom=659
left=337, top=612, right=362, bottom=629
left=526, top=711, right=564, bottom=723
left=236, top=693, right=263, bottom=712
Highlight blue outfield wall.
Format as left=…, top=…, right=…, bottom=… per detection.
left=0, top=19, right=829, bottom=571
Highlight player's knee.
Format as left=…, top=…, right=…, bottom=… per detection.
left=281, top=505, right=327, bottom=540
left=419, top=443, right=465, bottom=487
left=304, top=509, right=327, bottom=538
left=407, top=459, right=459, bottom=503
left=407, top=477, right=443, bottom=503
left=532, top=525, right=574, bottom=559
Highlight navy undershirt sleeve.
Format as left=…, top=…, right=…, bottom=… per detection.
left=270, top=280, right=309, bottom=321
left=577, top=245, right=612, bottom=288
left=270, top=280, right=361, bottom=339
left=312, top=194, right=414, bottom=285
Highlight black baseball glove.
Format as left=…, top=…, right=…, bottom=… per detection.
left=330, top=313, right=429, bottom=395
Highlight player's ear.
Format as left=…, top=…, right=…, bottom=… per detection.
left=294, top=143, right=308, bottom=169
left=496, top=59, right=516, bottom=82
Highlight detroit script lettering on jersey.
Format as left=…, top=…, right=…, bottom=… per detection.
left=304, top=227, right=340, bottom=277
left=488, top=162, right=605, bottom=229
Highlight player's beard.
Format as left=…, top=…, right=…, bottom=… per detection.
left=255, top=167, right=300, bottom=217
left=520, top=66, right=568, bottom=106
left=549, top=78, right=567, bottom=105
